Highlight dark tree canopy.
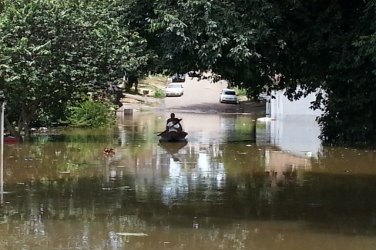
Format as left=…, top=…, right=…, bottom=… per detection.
left=148, top=0, right=376, bottom=146
left=1, top=0, right=375, bottom=146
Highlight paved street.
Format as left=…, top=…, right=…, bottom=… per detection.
left=161, top=75, right=264, bottom=114
left=121, top=74, right=265, bottom=115
left=163, top=76, right=227, bottom=109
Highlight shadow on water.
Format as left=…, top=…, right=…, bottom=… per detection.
left=1, top=112, right=376, bottom=249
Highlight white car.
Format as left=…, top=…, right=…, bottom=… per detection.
left=165, top=83, right=184, bottom=97
left=219, top=88, right=238, bottom=104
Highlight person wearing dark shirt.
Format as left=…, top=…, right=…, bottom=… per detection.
left=166, top=113, right=182, bottom=132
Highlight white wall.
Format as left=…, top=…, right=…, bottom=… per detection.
left=259, top=89, right=324, bottom=158
left=269, top=116, right=322, bottom=158
left=269, top=90, right=323, bottom=119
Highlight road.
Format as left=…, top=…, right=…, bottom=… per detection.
left=161, top=75, right=264, bottom=114
left=121, top=75, right=265, bottom=115
left=164, top=76, right=226, bottom=108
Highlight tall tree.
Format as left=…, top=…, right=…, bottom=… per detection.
left=272, top=0, right=376, bottom=145
left=0, top=0, right=149, bottom=139
left=149, top=0, right=376, bottom=146
left=150, top=0, right=283, bottom=96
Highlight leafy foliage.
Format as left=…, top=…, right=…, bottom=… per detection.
left=153, top=88, right=165, bottom=98
left=67, top=99, right=116, bottom=128
left=0, top=0, right=150, bottom=138
left=272, top=1, right=376, bottom=146
left=148, top=0, right=376, bottom=146
left=149, top=0, right=282, bottom=97
left=1, top=0, right=376, bottom=146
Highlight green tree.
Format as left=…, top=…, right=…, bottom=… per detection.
left=0, top=0, right=150, bottom=139
left=149, top=0, right=282, bottom=93
left=271, top=1, right=376, bottom=146
left=317, top=1, right=376, bottom=145
left=149, top=0, right=376, bottom=146
left=1, top=0, right=376, bottom=146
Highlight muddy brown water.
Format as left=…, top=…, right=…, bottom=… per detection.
left=1, top=112, right=376, bottom=250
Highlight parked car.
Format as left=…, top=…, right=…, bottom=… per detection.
left=165, top=82, right=184, bottom=97
left=219, top=88, right=238, bottom=104
left=258, top=93, right=271, bottom=102
left=172, top=73, right=185, bottom=82
left=188, top=70, right=200, bottom=77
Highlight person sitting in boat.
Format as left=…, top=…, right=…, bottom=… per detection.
left=166, top=113, right=183, bottom=132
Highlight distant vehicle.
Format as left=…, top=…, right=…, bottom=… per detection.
left=165, top=82, right=184, bottom=97
left=188, top=70, right=200, bottom=77
left=219, top=88, right=238, bottom=104
left=258, top=93, right=271, bottom=101
left=172, top=73, right=185, bottom=82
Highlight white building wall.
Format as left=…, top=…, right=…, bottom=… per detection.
left=270, top=90, right=323, bottom=119
left=269, top=116, right=322, bottom=158
left=260, top=89, right=324, bottom=158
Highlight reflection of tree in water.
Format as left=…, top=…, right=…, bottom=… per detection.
left=1, top=175, right=147, bottom=249
left=3, top=135, right=376, bottom=248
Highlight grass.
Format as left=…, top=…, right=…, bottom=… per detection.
left=136, top=75, right=168, bottom=98
left=139, top=74, right=168, bottom=87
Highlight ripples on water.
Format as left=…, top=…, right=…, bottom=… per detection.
left=1, top=112, right=376, bottom=250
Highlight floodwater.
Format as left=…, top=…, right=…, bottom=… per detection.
left=1, top=112, right=376, bottom=250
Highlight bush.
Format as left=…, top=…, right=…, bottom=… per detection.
left=154, top=88, right=165, bottom=98
left=67, top=100, right=116, bottom=128
left=235, top=87, right=247, bottom=97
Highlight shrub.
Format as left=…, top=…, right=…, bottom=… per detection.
left=235, top=87, right=247, bottom=97
left=67, top=100, right=116, bottom=128
left=154, top=88, right=165, bottom=98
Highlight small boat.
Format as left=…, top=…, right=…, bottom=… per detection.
left=158, top=131, right=188, bottom=142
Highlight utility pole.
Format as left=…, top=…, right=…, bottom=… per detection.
left=0, top=91, right=5, bottom=204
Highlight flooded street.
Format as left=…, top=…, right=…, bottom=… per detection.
left=1, top=111, right=376, bottom=250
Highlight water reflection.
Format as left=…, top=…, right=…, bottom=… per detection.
left=159, top=141, right=187, bottom=161
left=257, top=115, right=322, bottom=158
left=1, top=112, right=376, bottom=249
